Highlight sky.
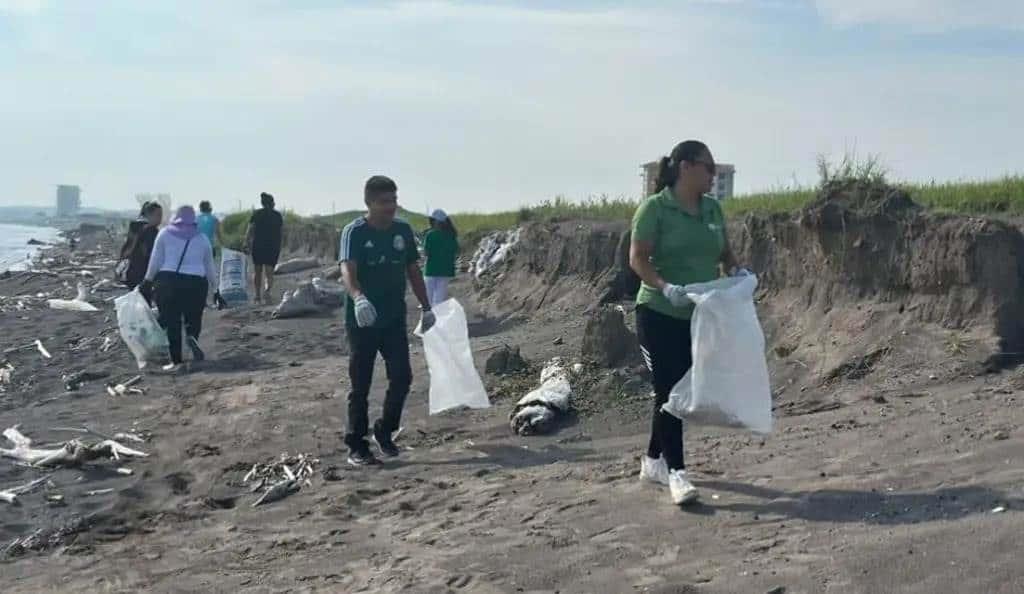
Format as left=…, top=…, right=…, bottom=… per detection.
left=2, top=0, right=1022, bottom=215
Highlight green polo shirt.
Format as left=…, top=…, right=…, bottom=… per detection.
left=632, top=187, right=726, bottom=320
left=422, top=229, right=459, bottom=278
left=340, top=217, right=419, bottom=329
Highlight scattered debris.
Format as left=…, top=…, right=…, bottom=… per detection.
left=272, top=279, right=346, bottom=319
left=35, top=340, right=52, bottom=359
left=1, top=426, right=148, bottom=467
left=105, top=375, right=143, bottom=396
left=253, top=479, right=300, bottom=507
left=274, top=257, right=321, bottom=275
left=244, top=453, right=319, bottom=486
left=62, top=369, right=110, bottom=392
left=470, top=228, right=521, bottom=278
left=47, top=282, right=100, bottom=312
left=510, top=358, right=573, bottom=435
left=0, top=476, right=52, bottom=505
left=0, top=364, right=12, bottom=391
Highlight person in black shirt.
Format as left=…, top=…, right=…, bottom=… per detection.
left=244, top=192, right=284, bottom=304
left=119, top=201, right=163, bottom=291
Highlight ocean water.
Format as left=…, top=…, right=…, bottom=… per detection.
left=0, top=223, right=62, bottom=272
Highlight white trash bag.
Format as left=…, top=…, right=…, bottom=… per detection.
left=662, top=275, right=772, bottom=434
left=47, top=282, right=100, bottom=312
left=414, top=298, right=491, bottom=415
left=114, top=288, right=169, bottom=369
left=219, top=248, right=249, bottom=306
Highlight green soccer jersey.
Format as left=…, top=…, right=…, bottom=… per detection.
left=423, top=229, right=459, bottom=278
left=632, top=187, right=726, bottom=320
left=340, top=217, right=419, bottom=328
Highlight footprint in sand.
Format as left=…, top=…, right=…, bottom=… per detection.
left=446, top=574, right=474, bottom=589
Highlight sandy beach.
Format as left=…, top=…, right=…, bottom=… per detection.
left=2, top=217, right=1024, bottom=594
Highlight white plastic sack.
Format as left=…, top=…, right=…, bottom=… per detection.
left=114, top=288, right=169, bottom=369
left=414, top=298, right=491, bottom=415
left=662, top=275, right=772, bottom=434
left=274, top=257, right=320, bottom=275
left=47, top=282, right=100, bottom=312
left=219, top=248, right=249, bottom=306
left=509, top=358, right=573, bottom=435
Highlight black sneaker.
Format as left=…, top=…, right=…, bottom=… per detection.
left=346, top=447, right=378, bottom=467
left=372, top=425, right=401, bottom=458
left=187, top=336, right=205, bottom=362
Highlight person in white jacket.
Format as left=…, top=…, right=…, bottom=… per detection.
left=141, top=205, right=220, bottom=372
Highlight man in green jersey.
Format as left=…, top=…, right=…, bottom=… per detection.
left=339, top=175, right=435, bottom=466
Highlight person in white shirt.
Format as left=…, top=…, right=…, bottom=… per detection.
left=140, top=205, right=220, bottom=372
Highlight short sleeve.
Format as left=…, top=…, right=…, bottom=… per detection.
left=339, top=223, right=362, bottom=262
left=631, top=198, right=658, bottom=243
left=404, top=225, right=419, bottom=265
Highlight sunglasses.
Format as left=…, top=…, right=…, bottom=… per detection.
left=687, top=159, right=716, bottom=176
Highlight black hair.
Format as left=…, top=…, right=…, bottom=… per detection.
left=260, top=192, right=274, bottom=208
left=439, top=218, right=457, bottom=238
left=364, top=175, right=398, bottom=201
left=199, top=201, right=212, bottom=213
left=140, top=201, right=162, bottom=216
left=654, top=140, right=711, bottom=192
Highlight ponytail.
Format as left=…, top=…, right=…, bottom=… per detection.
left=654, top=156, right=676, bottom=192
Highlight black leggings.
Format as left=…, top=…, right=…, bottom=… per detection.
left=636, top=305, right=693, bottom=471
left=155, top=271, right=209, bottom=364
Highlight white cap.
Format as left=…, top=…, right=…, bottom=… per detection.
left=429, top=208, right=448, bottom=222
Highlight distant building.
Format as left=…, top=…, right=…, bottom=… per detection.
left=56, top=185, right=81, bottom=217
left=640, top=161, right=736, bottom=200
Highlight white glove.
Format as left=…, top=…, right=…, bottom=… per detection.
left=661, top=284, right=691, bottom=307
left=419, top=309, right=436, bottom=334
left=353, top=295, right=377, bottom=328
left=730, top=266, right=752, bottom=277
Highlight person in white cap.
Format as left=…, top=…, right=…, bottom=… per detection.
left=422, top=208, right=459, bottom=306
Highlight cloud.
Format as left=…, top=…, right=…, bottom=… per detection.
left=814, top=0, right=1024, bottom=32
left=0, top=0, right=44, bottom=15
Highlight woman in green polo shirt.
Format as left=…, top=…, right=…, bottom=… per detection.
left=629, top=139, right=746, bottom=506
left=422, top=209, right=460, bottom=306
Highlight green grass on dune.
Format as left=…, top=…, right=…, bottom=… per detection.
left=219, top=168, right=1024, bottom=250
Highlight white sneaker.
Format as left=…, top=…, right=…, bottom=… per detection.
left=640, top=455, right=669, bottom=486
left=669, top=469, right=699, bottom=505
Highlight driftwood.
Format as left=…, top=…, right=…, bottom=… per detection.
left=252, top=479, right=299, bottom=507
left=0, top=476, right=52, bottom=505
left=1, top=426, right=148, bottom=467
left=245, top=453, right=318, bottom=506
left=35, top=340, right=51, bottom=359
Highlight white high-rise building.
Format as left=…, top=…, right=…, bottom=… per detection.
left=641, top=161, right=737, bottom=200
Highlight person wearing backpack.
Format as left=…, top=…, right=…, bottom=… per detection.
left=422, top=209, right=459, bottom=306
left=629, top=139, right=748, bottom=506
left=140, top=205, right=220, bottom=372
left=118, top=201, right=163, bottom=291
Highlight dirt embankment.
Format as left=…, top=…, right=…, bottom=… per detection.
left=471, top=220, right=635, bottom=317
left=470, top=182, right=1024, bottom=400
left=734, top=180, right=1024, bottom=376
left=281, top=221, right=339, bottom=263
